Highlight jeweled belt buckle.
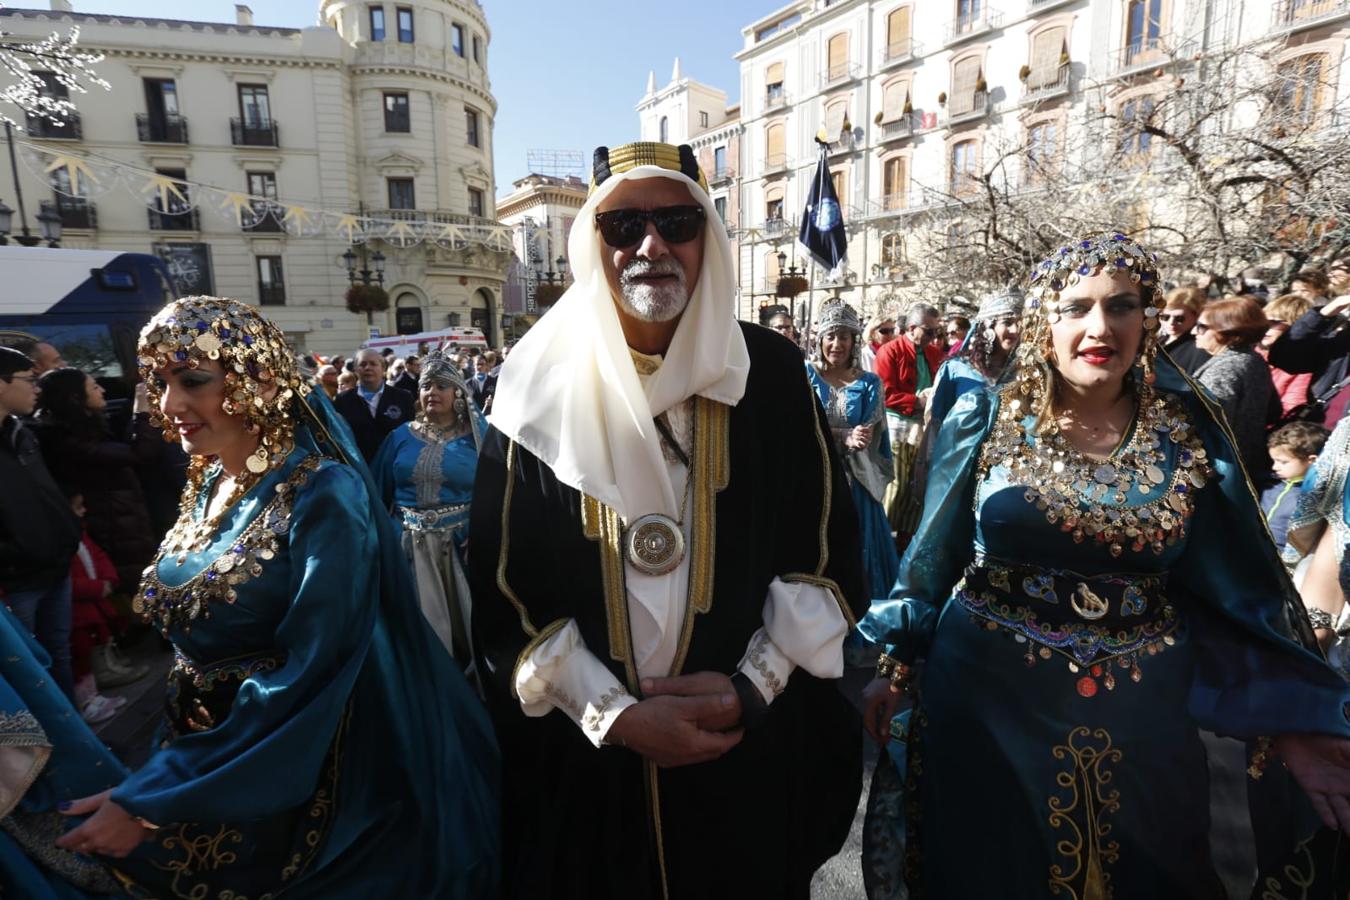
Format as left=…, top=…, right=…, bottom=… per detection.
left=1070, top=582, right=1109, bottom=620
left=624, top=513, right=685, bottom=576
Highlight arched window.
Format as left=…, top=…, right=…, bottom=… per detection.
left=881, top=78, right=909, bottom=122
left=885, top=7, right=912, bottom=60
left=825, top=97, right=850, bottom=139
left=1277, top=53, right=1328, bottom=125
left=1026, top=119, right=1059, bottom=179
left=950, top=139, right=978, bottom=192
left=766, top=62, right=786, bottom=107
left=1029, top=26, right=1067, bottom=88
left=881, top=233, right=906, bottom=266
left=952, top=57, right=982, bottom=115
left=659, top=116, right=669, bottom=143
left=765, top=184, right=785, bottom=223
left=826, top=33, right=850, bottom=81
left=765, top=121, right=786, bottom=168
left=764, top=250, right=781, bottom=282
left=883, top=157, right=907, bottom=208
left=1125, top=0, right=1163, bottom=63
left=1118, top=95, right=1156, bottom=156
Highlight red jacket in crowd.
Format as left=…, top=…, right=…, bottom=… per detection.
left=874, top=335, right=947, bottom=417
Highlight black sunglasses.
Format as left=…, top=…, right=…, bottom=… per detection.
left=595, top=205, right=706, bottom=249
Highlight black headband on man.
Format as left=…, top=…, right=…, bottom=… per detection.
left=590, top=142, right=709, bottom=196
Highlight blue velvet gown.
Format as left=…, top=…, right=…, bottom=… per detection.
left=372, top=422, right=480, bottom=661
left=806, top=365, right=900, bottom=600
left=859, top=365, right=1350, bottom=898
left=925, top=355, right=989, bottom=428
left=0, top=603, right=124, bottom=899
left=99, top=404, right=500, bottom=898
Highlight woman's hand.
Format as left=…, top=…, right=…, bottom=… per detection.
left=844, top=425, right=871, bottom=452
left=862, top=676, right=902, bottom=746
left=55, top=790, right=150, bottom=858
left=1276, top=734, right=1350, bottom=831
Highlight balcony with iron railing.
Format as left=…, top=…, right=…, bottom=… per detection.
left=864, top=188, right=946, bottom=218
left=230, top=118, right=280, bottom=147
left=761, top=153, right=792, bottom=175
left=1271, top=0, right=1350, bottom=33
left=25, top=112, right=81, bottom=140
left=945, top=90, right=991, bottom=126
left=818, top=61, right=862, bottom=91
left=242, top=204, right=284, bottom=232
left=1028, top=0, right=1079, bottom=13
left=753, top=216, right=796, bottom=240
left=764, top=88, right=791, bottom=113
left=40, top=197, right=96, bottom=230
left=365, top=209, right=502, bottom=228
left=878, top=38, right=921, bottom=69
left=148, top=206, right=200, bottom=231
left=876, top=115, right=915, bottom=144
left=136, top=113, right=188, bottom=144
left=944, top=7, right=1004, bottom=47
left=710, top=166, right=736, bottom=187
left=1111, top=35, right=1197, bottom=78
left=1021, top=64, right=1071, bottom=104
left=258, top=283, right=286, bottom=306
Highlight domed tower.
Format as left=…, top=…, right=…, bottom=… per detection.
left=320, top=0, right=507, bottom=345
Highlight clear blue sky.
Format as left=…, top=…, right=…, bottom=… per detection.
left=59, top=0, right=752, bottom=198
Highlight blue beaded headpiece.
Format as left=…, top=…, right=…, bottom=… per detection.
left=1027, top=231, right=1164, bottom=328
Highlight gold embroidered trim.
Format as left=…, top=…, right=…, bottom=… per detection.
left=781, top=572, right=857, bottom=628
left=496, top=441, right=539, bottom=639
left=583, top=686, right=629, bottom=732
left=645, top=759, right=671, bottom=900
left=508, top=617, right=571, bottom=701
left=805, top=380, right=834, bottom=576
left=668, top=397, right=731, bottom=676
left=746, top=631, right=785, bottom=696
left=1048, top=726, right=1122, bottom=900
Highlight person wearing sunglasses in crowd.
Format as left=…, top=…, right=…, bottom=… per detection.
left=874, top=304, right=946, bottom=549
left=1159, top=286, right=1211, bottom=374
left=861, top=310, right=898, bottom=373
left=767, top=310, right=802, bottom=353
left=469, top=142, right=865, bottom=899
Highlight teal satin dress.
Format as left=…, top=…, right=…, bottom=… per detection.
left=101, top=401, right=500, bottom=898
left=860, top=366, right=1350, bottom=898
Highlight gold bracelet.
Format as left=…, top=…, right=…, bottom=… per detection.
left=876, top=653, right=911, bottom=693
left=131, top=815, right=161, bottom=831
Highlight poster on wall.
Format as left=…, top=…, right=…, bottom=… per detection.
left=154, top=242, right=215, bottom=297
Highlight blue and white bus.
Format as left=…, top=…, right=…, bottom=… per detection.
left=0, top=246, right=177, bottom=410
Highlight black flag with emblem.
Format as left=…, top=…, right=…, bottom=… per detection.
left=798, top=140, right=847, bottom=277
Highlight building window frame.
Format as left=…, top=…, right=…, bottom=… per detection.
left=467, top=186, right=485, bottom=218
left=465, top=106, right=481, bottom=147
left=369, top=5, right=385, bottom=41
left=396, top=6, right=414, bottom=42
left=472, top=34, right=482, bottom=64
left=383, top=92, right=410, bottom=133
left=948, top=136, right=981, bottom=194
left=387, top=176, right=416, bottom=209
left=451, top=23, right=465, bottom=57
left=257, top=255, right=285, bottom=306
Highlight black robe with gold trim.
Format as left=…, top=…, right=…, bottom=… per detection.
left=469, top=323, right=866, bottom=900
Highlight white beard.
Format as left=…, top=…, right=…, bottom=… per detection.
left=619, top=263, right=690, bottom=323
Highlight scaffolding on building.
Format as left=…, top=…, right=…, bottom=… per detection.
left=525, top=149, right=586, bottom=181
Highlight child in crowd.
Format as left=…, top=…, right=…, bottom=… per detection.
left=68, top=491, right=148, bottom=723
left=1262, top=422, right=1330, bottom=568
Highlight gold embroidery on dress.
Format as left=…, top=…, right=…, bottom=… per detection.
left=1048, top=726, right=1122, bottom=900
left=584, top=686, right=629, bottom=732
left=508, top=618, right=571, bottom=702
left=134, top=457, right=322, bottom=634
left=1255, top=836, right=1317, bottom=899
left=805, top=378, right=835, bottom=576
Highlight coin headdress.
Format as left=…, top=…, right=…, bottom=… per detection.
left=813, top=300, right=863, bottom=367
left=418, top=349, right=474, bottom=424
left=1013, top=232, right=1165, bottom=431
left=137, top=296, right=309, bottom=479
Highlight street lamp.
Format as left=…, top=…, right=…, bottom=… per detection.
left=0, top=199, right=12, bottom=244
left=35, top=205, right=62, bottom=247
left=343, top=244, right=386, bottom=287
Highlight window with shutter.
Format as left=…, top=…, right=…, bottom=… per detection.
left=825, top=99, right=849, bottom=137
left=827, top=33, right=849, bottom=81
left=765, top=185, right=785, bottom=223
left=886, top=7, right=911, bottom=60
left=831, top=169, right=848, bottom=206
left=766, top=123, right=786, bottom=167
left=883, top=157, right=906, bottom=208
left=882, top=79, right=907, bottom=122
left=1029, top=28, right=1065, bottom=88
left=950, top=140, right=977, bottom=192
left=952, top=58, right=981, bottom=115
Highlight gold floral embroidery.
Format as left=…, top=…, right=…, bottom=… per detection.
left=746, top=631, right=785, bottom=696
left=1255, top=836, right=1317, bottom=899
left=583, top=686, right=629, bottom=732
left=1048, top=727, right=1122, bottom=900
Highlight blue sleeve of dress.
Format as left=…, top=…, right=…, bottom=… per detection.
left=371, top=425, right=402, bottom=510
left=111, top=463, right=381, bottom=824
left=857, top=390, right=991, bottom=661
left=927, top=361, right=957, bottom=426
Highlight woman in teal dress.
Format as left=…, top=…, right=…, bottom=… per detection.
left=373, top=352, right=484, bottom=663
left=926, top=286, right=1023, bottom=428
left=859, top=234, right=1350, bottom=898
left=806, top=301, right=900, bottom=600
left=38, top=297, right=498, bottom=897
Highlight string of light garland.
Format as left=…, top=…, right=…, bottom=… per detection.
left=18, top=139, right=514, bottom=251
